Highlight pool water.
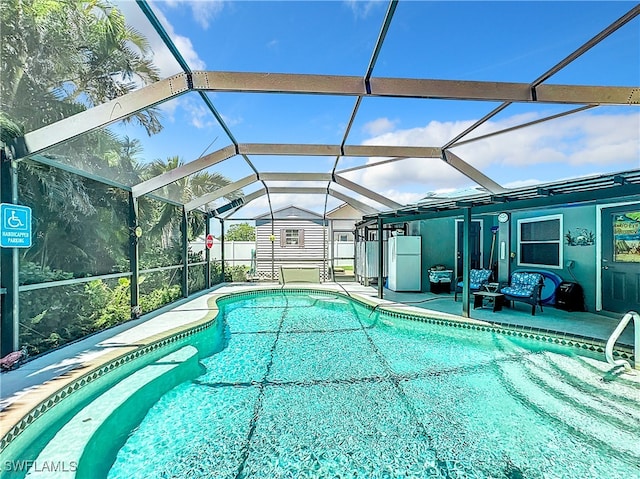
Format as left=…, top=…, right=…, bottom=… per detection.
left=106, top=292, right=640, bottom=479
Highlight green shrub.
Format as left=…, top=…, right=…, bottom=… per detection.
left=140, top=285, right=182, bottom=313
left=87, top=278, right=131, bottom=329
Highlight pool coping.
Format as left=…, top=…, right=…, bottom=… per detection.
left=0, top=284, right=635, bottom=455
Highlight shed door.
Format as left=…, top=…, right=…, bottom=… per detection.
left=601, top=205, right=640, bottom=313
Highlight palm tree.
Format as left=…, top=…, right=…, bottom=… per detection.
left=1, top=0, right=162, bottom=135
left=139, top=156, right=244, bottom=249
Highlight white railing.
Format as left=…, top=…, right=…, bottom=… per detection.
left=605, top=311, right=639, bottom=374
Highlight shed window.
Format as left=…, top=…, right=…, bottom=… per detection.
left=517, top=215, right=562, bottom=268
left=281, top=229, right=304, bottom=247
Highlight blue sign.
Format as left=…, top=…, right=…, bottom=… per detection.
left=0, top=204, right=32, bottom=248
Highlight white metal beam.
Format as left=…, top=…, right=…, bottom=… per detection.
left=219, top=188, right=267, bottom=218
left=193, top=71, right=637, bottom=105
left=536, top=84, right=640, bottom=105
left=18, top=73, right=190, bottom=158
left=185, top=174, right=258, bottom=211
left=191, top=71, right=364, bottom=95
left=238, top=144, right=341, bottom=156
left=224, top=188, right=267, bottom=219
left=333, top=175, right=403, bottom=210
left=132, top=145, right=237, bottom=198
left=342, top=145, right=442, bottom=158
left=443, top=150, right=506, bottom=194
left=268, top=187, right=328, bottom=195
left=236, top=144, right=443, bottom=158
left=193, top=71, right=640, bottom=105
left=259, top=172, right=332, bottom=181
left=16, top=72, right=638, bottom=161
left=328, top=189, right=379, bottom=215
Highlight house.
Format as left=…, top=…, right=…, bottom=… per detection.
left=326, top=203, right=365, bottom=280
left=254, top=206, right=328, bottom=281
left=361, top=173, right=640, bottom=316
left=326, top=203, right=362, bottom=241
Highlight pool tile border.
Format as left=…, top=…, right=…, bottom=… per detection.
left=217, top=288, right=634, bottom=361
left=0, top=286, right=634, bottom=454
left=0, top=300, right=221, bottom=453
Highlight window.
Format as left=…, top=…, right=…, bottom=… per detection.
left=281, top=229, right=304, bottom=247
left=517, top=214, right=562, bottom=268
left=338, top=234, right=349, bottom=242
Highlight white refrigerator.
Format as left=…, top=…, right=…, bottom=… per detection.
left=388, top=236, right=422, bottom=292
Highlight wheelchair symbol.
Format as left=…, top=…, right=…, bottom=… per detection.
left=7, top=211, right=24, bottom=228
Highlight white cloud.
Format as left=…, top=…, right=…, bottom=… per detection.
left=153, top=6, right=206, bottom=70
left=221, top=113, right=243, bottom=127
left=157, top=97, right=180, bottom=122
left=160, top=0, right=225, bottom=30
left=380, top=189, right=424, bottom=205
left=117, top=1, right=206, bottom=75
left=344, top=0, right=379, bottom=18
left=188, top=104, right=215, bottom=129
left=156, top=96, right=216, bottom=128
left=362, top=117, right=397, bottom=136
left=229, top=192, right=332, bottom=219
left=346, top=111, right=640, bottom=193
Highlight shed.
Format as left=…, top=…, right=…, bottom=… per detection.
left=254, top=206, right=328, bottom=280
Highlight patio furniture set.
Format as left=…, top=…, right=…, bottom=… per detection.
left=429, top=268, right=545, bottom=316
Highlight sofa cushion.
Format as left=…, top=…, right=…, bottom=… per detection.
left=501, top=272, right=542, bottom=297
left=470, top=269, right=492, bottom=284
left=457, top=281, right=485, bottom=290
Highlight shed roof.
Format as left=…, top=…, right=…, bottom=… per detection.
left=254, top=205, right=324, bottom=221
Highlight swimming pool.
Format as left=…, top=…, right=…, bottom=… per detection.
left=103, top=291, right=639, bottom=479
left=5, top=290, right=640, bottom=478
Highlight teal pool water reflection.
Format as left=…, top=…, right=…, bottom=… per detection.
left=105, top=291, right=640, bottom=479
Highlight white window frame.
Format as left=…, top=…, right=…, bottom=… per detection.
left=281, top=228, right=304, bottom=247
left=517, top=214, right=563, bottom=269
left=285, top=229, right=299, bottom=246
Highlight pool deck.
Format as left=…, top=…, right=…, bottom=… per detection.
left=1, top=281, right=637, bottom=440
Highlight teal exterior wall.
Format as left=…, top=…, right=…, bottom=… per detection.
left=411, top=216, right=498, bottom=292
left=416, top=218, right=455, bottom=291
left=392, top=198, right=639, bottom=310
left=509, top=205, right=597, bottom=311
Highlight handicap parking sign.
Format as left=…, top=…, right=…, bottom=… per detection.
left=0, top=203, right=32, bottom=248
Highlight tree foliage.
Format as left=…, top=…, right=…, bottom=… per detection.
left=1, top=1, right=244, bottom=356
left=224, top=223, right=256, bottom=241
left=1, top=0, right=162, bottom=134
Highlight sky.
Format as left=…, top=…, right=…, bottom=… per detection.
left=110, top=0, right=640, bottom=227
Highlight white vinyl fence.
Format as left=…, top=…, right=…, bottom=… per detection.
left=210, top=241, right=254, bottom=267
left=190, top=239, right=355, bottom=276
left=190, top=239, right=255, bottom=267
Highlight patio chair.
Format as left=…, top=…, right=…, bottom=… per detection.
left=499, top=271, right=544, bottom=315
left=454, top=269, right=493, bottom=301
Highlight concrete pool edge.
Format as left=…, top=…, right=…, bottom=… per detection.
left=0, top=295, right=222, bottom=455
left=0, top=284, right=635, bottom=457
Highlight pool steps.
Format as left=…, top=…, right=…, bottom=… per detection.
left=523, top=353, right=640, bottom=424
left=498, top=356, right=640, bottom=462
left=25, top=346, right=200, bottom=479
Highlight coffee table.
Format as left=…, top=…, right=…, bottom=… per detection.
left=473, top=291, right=505, bottom=312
